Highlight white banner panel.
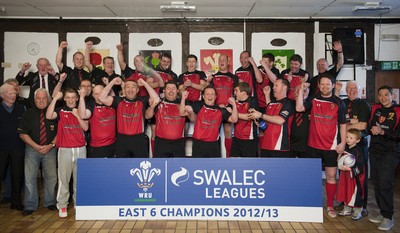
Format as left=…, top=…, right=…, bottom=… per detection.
left=4, top=32, right=58, bottom=98
left=129, top=33, right=182, bottom=75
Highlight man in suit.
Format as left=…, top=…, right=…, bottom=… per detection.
left=16, top=58, right=59, bottom=105
left=0, top=83, right=26, bottom=211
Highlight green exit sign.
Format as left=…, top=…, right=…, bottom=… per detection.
left=381, top=61, right=400, bottom=71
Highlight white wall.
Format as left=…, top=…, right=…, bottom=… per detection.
left=374, top=24, right=400, bottom=61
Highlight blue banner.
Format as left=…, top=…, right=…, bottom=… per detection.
left=76, top=158, right=323, bottom=222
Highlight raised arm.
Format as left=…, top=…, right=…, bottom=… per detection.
left=227, top=97, right=238, bottom=123
left=78, top=87, right=92, bottom=120
left=46, top=91, right=63, bottom=120
left=260, top=60, right=278, bottom=84
left=145, top=98, right=159, bottom=120
left=16, top=62, right=32, bottom=83
left=248, top=57, right=263, bottom=84
left=179, top=91, right=189, bottom=117
left=179, top=91, right=196, bottom=122
left=52, top=73, right=67, bottom=99
left=56, top=41, right=68, bottom=71
left=296, top=83, right=309, bottom=112
left=99, top=77, right=122, bottom=106
left=71, top=108, right=89, bottom=131
left=264, top=86, right=271, bottom=105
left=334, top=81, right=343, bottom=97
left=333, top=40, right=344, bottom=72
left=116, top=43, right=127, bottom=71
left=84, top=41, right=94, bottom=72
left=184, top=79, right=206, bottom=91
left=138, top=78, right=160, bottom=106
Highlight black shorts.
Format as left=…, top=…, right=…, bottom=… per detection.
left=231, top=138, right=258, bottom=157
left=116, top=133, right=149, bottom=158
left=289, top=147, right=312, bottom=158
left=308, top=147, right=339, bottom=167
left=148, top=115, right=156, bottom=125
left=260, top=149, right=291, bottom=158
left=89, top=143, right=116, bottom=158
left=154, top=136, right=186, bottom=158
left=192, top=139, right=221, bottom=158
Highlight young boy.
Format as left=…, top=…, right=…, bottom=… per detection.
left=46, top=88, right=88, bottom=218
left=336, top=128, right=365, bottom=220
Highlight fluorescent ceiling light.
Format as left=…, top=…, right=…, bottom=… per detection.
left=353, top=2, right=391, bottom=12
left=160, top=1, right=196, bottom=12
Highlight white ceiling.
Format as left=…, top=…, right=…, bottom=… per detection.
left=0, top=0, right=399, bottom=19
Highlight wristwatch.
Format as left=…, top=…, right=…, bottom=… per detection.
left=50, top=143, right=56, bottom=147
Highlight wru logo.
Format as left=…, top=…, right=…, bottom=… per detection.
left=130, top=161, right=161, bottom=192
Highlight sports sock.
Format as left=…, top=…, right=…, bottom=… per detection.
left=326, top=182, right=337, bottom=208
left=224, top=138, right=232, bottom=158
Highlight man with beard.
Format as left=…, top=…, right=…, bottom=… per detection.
left=145, top=81, right=186, bottom=157
left=296, top=74, right=348, bottom=218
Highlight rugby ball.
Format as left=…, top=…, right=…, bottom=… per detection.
left=338, top=152, right=356, bottom=168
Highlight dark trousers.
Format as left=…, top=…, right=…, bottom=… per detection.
left=116, top=134, right=149, bottom=158
left=0, top=149, right=25, bottom=207
left=361, top=137, right=369, bottom=209
left=231, top=138, right=258, bottom=157
left=154, top=137, right=186, bottom=158
left=369, top=150, right=399, bottom=219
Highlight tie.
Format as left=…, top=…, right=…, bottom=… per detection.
left=347, top=101, right=352, bottom=117
left=39, top=110, right=47, bottom=145
left=295, top=112, right=303, bottom=127
left=41, top=75, right=46, bottom=89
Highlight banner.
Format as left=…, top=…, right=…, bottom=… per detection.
left=76, top=158, right=322, bottom=222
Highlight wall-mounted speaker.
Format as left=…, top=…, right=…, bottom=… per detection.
left=332, top=28, right=365, bottom=64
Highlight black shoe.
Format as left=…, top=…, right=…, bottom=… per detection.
left=11, top=204, right=24, bottom=211
left=23, top=210, right=33, bottom=216
left=334, top=202, right=344, bottom=212
left=47, top=205, right=57, bottom=211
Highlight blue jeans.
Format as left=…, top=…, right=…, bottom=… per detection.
left=24, top=145, right=57, bottom=211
